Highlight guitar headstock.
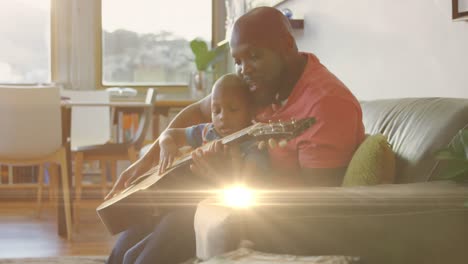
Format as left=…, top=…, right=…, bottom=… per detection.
left=248, top=117, right=316, bottom=140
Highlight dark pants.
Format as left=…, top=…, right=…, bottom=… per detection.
left=106, top=207, right=197, bottom=264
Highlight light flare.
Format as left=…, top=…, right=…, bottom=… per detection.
left=221, top=186, right=255, bottom=208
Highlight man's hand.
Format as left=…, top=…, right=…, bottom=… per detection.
left=104, top=141, right=159, bottom=200
left=257, top=138, right=289, bottom=150
left=104, top=166, right=137, bottom=200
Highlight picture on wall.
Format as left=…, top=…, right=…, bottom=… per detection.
left=452, top=0, right=468, bottom=20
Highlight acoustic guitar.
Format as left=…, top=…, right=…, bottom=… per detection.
left=97, top=117, right=316, bottom=235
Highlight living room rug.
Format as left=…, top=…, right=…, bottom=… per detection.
left=0, top=256, right=107, bottom=264
left=0, top=250, right=359, bottom=264
left=182, top=248, right=360, bottom=264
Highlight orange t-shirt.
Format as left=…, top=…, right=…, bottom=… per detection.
left=255, top=53, right=365, bottom=175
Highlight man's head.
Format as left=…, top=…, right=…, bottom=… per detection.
left=230, top=6, right=299, bottom=107
left=211, top=74, right=252, bottom=137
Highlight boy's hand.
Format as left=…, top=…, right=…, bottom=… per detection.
left=190, top=140, right=242, bottom=185
left=159, top=136, right=180, bottom=175
left=191, top=140, right=226, bottom=184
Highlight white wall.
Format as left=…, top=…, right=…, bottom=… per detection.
left=278, top=0, right=468, bottom=100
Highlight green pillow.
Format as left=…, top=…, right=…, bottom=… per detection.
left=342, top=134, right=396, bottom=187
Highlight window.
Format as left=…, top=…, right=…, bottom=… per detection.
left=0, top=0, right=51, bottom=84
left=101, top=0, right=212, bottom=86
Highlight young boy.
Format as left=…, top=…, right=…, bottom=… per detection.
left=157, top=73, right=269, bottom=186
left=107, top=74, right=270, bottom=264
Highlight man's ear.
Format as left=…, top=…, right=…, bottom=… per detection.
left=282, top=34, right=297, bottom=54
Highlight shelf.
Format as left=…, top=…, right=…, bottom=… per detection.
left=289, top=19, right=304, bottom=29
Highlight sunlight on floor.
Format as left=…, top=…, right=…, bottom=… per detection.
left=0, top=200, right=115, bottom=259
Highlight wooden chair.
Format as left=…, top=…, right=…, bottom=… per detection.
left=0, top=85, right=73, bottom=240
left=72, top=88, right=155, bottom=228
left=61, top=90, right=111, bottom=151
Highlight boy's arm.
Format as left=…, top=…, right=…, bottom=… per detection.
left=158, top=128, right=189, bottom=174
left=105, top=95, right=212, bottom=199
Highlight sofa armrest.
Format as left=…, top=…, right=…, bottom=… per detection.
left=194, top=181, right=468, bottom=263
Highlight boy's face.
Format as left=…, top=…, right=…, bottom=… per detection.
left=211, top=83, right=252, bottom=137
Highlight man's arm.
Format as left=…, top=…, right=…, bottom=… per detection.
left=138, top=95, right=212, bottom=172
left=167, top=95, right=212, bottom=128
left=105, top=94, right=212, bottom=199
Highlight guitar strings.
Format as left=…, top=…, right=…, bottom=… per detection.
left=131, top=124, right=258, bottom=183
left=128, top=119, right=311, bottom=183
left=124, top=118, right=315, bottom=191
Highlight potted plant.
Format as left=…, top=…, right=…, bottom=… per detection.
left=434, top=128, right=468, bottom=182
left=189, top=39, right=228, bottom=98
left=434, top=129, right=468, bottom=207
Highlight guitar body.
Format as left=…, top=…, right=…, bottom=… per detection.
left=97, top=166, right=212, bottom=235
left=96, top=118, right=316, bottom=235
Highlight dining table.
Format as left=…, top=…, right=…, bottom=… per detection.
left=56, top=92, right=197, bottom=237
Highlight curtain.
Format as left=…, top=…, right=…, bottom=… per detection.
left=54, top=0, right=98, bottom=91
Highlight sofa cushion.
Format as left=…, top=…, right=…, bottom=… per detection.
left=342, top=134, right=395, bottom=186
left=361, top=98, right=468, bottom=183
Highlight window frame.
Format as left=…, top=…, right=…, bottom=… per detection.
left=96, top=0, right=224, bottom=90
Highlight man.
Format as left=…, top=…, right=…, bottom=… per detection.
left=106, top=6, right=364, bottom=264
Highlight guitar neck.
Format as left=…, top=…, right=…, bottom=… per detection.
left=128, top=117, right=315, bottom=185
left=168, top=124, right=255, bottom=170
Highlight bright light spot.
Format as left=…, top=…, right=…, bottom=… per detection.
left=102, top=0, right=211, bottom=40
left=222, top=186, right=255, bottom=208
left=0, top=62, right=20, bottom=82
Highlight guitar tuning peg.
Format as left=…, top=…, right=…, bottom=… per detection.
left=268, top=138, right=277, bottom=149
left=257, top=140, right=267, bottom=150
left=278, top=139, right=288, bottom=148
left=268, top=120, right=274, bottom=132
left=279, top=120, right=286, bottom=132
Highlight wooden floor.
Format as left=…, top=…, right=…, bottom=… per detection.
left=0, top=200, right=116, bottom=259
